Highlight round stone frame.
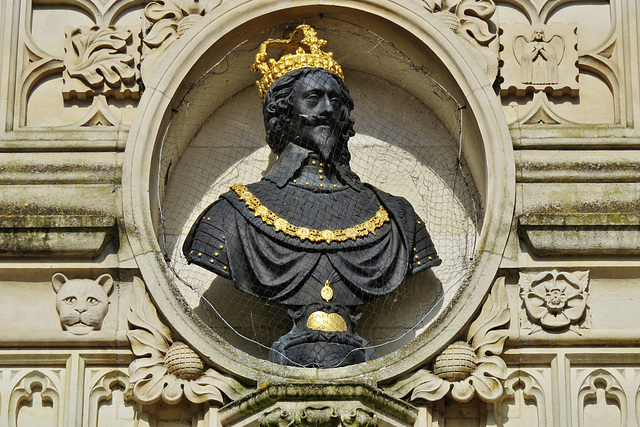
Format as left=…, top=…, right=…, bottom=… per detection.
left=122, top=1, right=514, bottom=383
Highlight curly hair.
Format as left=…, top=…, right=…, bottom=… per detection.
left=262, top=68, right=356, bottom=163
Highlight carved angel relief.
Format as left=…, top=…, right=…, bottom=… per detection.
left=517, top=29, right=563, bottom=85
left=63, top=26, right=141, bottom=100
left=500, top=23, right=579, bottom=97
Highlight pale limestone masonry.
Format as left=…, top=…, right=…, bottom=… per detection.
left=1, top=0, right=640, bottom=426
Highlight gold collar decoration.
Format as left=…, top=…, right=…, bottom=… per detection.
left=251, top=24, right=344, bottom=101
left=231, top=184, right=389, bottom=244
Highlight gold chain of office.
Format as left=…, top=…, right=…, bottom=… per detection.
left=231, top=184, right=389, bottom=244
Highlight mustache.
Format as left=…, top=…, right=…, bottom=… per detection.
left=297, top=114, right=334, bottom=127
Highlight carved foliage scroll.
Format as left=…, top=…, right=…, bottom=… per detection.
left=141, top=0, right=221, bottom=81
left=126, top=277, right=248, bottom=405
left=63, top=26, right=141, bottom=100
left=423, top=0, right=498, bottom=82
left=386, top=276, right=510, bottom=403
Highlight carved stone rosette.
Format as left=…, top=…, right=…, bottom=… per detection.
left=520, top=270, right=589, bottom=334
left=126, top=277, right=248, bottom=405
left=386, top=277, right=510, bottom=403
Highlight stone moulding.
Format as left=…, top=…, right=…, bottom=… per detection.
left=385, top=277, right=510, bottom=403
left=126, top=277, right=249, bottom=405
left=219, top=383, right=417, bottom=426
left=519, top=213, right=640, bottom=256
left=0, top=215, right=116, bottom=257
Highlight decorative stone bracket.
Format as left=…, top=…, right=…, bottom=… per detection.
left=385, top=277, right=510, bottom=403
left=126, top=277, right=249, bottom=405
left=219, top=383, right=418, bottom=426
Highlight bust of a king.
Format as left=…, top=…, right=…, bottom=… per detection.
left=183, top=25, right=441, bottom=368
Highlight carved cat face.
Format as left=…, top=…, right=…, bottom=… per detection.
left=52, top=273, right=113, bottom=335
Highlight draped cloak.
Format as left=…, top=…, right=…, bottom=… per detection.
left=183, top=144, right=441, bottom=306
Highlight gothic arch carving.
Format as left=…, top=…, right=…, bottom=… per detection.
left=577, top=369, right=626, bottom=427
left=8, top=370, right=62, bottom=427
left=497, top=370, right=548, bottom=427
left=84, top=369, right=136, bottom=427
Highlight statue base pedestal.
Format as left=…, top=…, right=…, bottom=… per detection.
left=270, top=304, right=373, bottom=368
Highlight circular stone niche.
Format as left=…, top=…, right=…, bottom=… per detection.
left=125, top=13, right=513, bottom=381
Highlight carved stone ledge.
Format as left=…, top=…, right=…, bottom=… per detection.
left=519, top=213, right=640, bottom=256
left=0, top=215, right=116, bottom=257
left=219, top=383, right=417, bottom=427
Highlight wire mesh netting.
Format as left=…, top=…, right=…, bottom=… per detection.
left=156, top=21, right=482, bottom=367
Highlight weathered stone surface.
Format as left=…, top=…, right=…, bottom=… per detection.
left=0, top=215, right=116, bottom=257
left=519, top=213, right=640, bottom=255
left=220, top=383, right=417, bottom=427
left=1, top=0, right=640, bottom=426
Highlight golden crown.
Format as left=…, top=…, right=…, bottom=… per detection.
left=252, top=25, right=344, bottom=101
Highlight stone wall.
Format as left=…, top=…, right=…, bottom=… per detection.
left=1, top=0, right=639, bottom=426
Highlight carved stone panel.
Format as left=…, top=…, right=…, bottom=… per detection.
left=63, top=26, right=141, bottom=100
left=519, top=270, right=589, bottom=334
left=126, top=277, right=249, bottom=405
left=500, top=23, right=579, bottom=97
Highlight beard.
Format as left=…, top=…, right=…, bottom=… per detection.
left=292, top=114, right=343, bottom=161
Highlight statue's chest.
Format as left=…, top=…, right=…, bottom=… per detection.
left=250, top=183, right=382, bottom=231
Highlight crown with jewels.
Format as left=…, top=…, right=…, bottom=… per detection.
left=251, top=25, right=344, bottom=101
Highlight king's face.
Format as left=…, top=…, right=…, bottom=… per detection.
left=290, top=71, right=345, bottom=161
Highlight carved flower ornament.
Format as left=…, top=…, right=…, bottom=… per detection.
left=126, top=277, right=246, bottom=405
left=520, top=270, right=588, bottom=333
left=387, top=277, right=510, bottom=403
